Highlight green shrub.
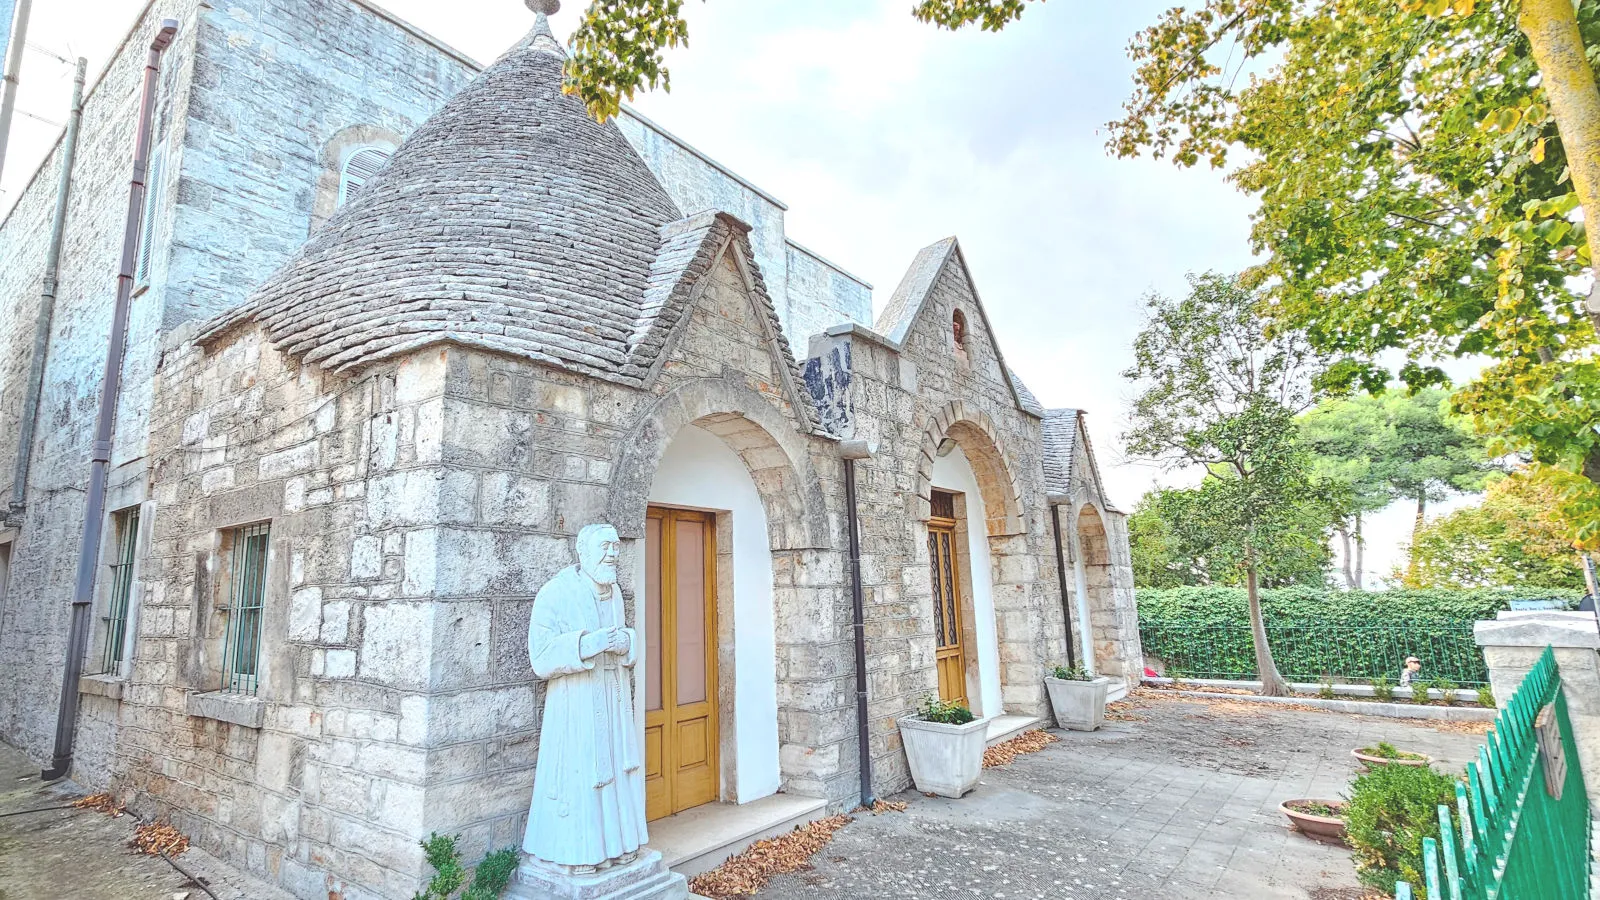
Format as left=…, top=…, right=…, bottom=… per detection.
left=1318, top=674, right=1335, bottom=700
left=1344, top=764, right=1459, bottom=897
left=1476, top=684, right=1496, bottom=708
left=415, top=834, right=519, bottom=900
left=1051, top=665, right=1092, bottom=681
left=1431, top=678, right=1459, bottom=706
left=462, top=847, right=519, bottom=900
left=1370, top=676, right=1395, bottom=702
left=917, top=695, right=975, bottom=725
left=416, top=833, right=467, bottom=900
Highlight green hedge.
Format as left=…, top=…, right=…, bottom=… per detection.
left=1136, top=586, right=1584, bottom=628
left=1136, top=586, right=1584, bottom=687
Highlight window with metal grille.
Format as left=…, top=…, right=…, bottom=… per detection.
left=221, top=523, right=270, bottom=695
left=100, top=507, right=141, bottom=674
left=338, top=146, right=391, bottom=205
left=134, top=142, right=165, bottom=287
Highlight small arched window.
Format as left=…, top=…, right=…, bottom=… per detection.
left=952, top=308, right=969, bottom=361
left=338, top=147, right=392, bottom=205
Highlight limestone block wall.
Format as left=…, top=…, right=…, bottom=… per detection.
left=803, top=265, right=1068, bottom=796
left=0, top=0, right=205, bottom=764
left=114, top=324, right=454, bottom=900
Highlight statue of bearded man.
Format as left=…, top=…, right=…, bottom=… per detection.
left=522, top=523, right=647, bottom=869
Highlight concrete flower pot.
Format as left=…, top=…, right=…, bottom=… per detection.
left=898, top=715, right=987, bottom=798
left=1280, top=799, right=1347, bottom=845
left=1045, top=676, right=1112, bottom=731
left=1351, top=748, right=1433, bottom=769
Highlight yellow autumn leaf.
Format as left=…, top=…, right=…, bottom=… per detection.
left=1533, top=137, right=1546, bottom=163
left=1453, top=0, right=1475, bottom=15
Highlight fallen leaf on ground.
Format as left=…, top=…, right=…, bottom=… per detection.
left=1104, top=700, right=1145, bottom=721
left=983, top=729, right=1057, bottom=768
left=688, top=814, right=851, bottom=898
left=131, top=821, right=190, bottom=857
left=72, top=793, right=125, bottom=817
left=1428, top=718, right=1491, bottom=735
left=852, top=799, right=906, bottom=815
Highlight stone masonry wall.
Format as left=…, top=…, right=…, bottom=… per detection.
left=0, top=0, right=205, bottom=765
left=805, top=259, right=1069, bottom=796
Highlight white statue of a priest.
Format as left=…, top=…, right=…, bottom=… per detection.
left=522, top=523, right=647, bottom=869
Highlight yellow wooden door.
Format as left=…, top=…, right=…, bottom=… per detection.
left=644, top=507, right=719, bottom=822
left=927, top=497, right=967, bottom=707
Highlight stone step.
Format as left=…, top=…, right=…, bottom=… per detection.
left=647, top=792, right=830, bottom=878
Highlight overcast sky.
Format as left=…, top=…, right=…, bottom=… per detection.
left=2, top=0, right=1453, bottom=585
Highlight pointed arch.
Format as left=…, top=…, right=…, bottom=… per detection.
left=607, top=374, right=831, bottom=549
left=912, top=402, right=1025, bottom=535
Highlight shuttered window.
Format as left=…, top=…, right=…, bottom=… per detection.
left=134, top=142, right=165, bottom=287
left=338, top=146, right=391, bottom=205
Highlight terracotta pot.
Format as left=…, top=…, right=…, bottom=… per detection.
left=1280, top=799, right=1347, bottom=845
left=1351, top=748, right=1433, bottom=769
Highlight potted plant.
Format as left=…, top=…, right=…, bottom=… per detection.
left=1044, top=665, right=1112, bottom=732
left=898, top=696, right=987, bottom=798
left=1280, top=799, right=1348, bottom=845
left=1352, top=741, right=1432, bottom=769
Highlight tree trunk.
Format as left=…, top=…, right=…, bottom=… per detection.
left=1338, top=526, right=1356, bottom=590
left=1519, top=0, right=1600, bottom=337
left=1353, top=511, right=1365, bottom=589
left=1246, top=563, right=1290, bottom=696
left=1413, top=494, right=1427, bottom=542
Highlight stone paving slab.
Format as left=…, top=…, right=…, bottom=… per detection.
left=0, top=740, right=293, bottom=900
left=758, top=692, right=1487, bottom=899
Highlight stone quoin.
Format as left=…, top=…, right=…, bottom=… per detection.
left=0, top=0, right=1141, bottom=897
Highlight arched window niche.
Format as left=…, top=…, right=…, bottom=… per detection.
left=308, top=125, right=402, bottom=234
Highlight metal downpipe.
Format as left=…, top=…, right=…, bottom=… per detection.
left=841, top=439, right=875, bottom=809
left=44, top=19, right=177, bottom=782
left=1049, top=496, right=1076, bottom=670
left=9, top=56, right=86, bottom=528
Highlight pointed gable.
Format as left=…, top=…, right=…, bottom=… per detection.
left=1043, top=407, right=1114, bottom=511
left=874, top=236, right=1036, bottom=418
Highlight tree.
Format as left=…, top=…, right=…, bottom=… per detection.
left=1122, top=272, right=1334, bottom=696
left=1404, top=470, right=1590, bottom=589
left=1130, top=484, right=1336, bottom=589
left=1299, top=397, right=1392, bottom=589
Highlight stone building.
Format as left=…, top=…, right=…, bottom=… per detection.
left=0, top=1, right=1140, bottom=897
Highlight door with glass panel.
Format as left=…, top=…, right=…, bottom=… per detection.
left=928, top=491, right=967, bottom=706
left=644, top=507, right=718, bottom=821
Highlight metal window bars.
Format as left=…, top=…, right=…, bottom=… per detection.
left=99, top=507, right=140, bottom=674
left=220, top=522, right=270, bottom=695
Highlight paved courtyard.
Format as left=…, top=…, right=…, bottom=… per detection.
left=759, top=690, right=1486, bottom=899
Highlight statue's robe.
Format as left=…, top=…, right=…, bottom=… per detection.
left=522, top=565, right=647, bottom=866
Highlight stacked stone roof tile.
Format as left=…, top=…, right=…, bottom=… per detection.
left=198, top=16, right=806, bottom=394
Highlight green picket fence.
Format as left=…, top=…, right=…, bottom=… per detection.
left=1139, top=619, right=1488, bottom=686
left=1395, top=646, right=1589, bottom=900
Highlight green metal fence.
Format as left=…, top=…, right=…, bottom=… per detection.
left=1139, top=619, right=1488, bottom=686
left=1395, top=646, right=1589, bottom=900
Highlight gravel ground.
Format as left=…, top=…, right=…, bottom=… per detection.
left=756, top=691, right=1487, bottom=900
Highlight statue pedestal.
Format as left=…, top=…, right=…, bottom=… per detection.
left=506, top=849, right=689, bottom=900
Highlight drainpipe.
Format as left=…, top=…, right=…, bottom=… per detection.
left=1047, top=493, right=1076, bottom=671
left=840, top=438, right=875, bottom=808
left=8, top=55, right=86, bottom=528
left=44, top=19, right=177, bottom=782
left=0, top=0, right=32, bottom=185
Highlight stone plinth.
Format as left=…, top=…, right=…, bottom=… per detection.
left=1475, top=610, right=1600, bottom=804
left=505, top=850, right=688, bottom=900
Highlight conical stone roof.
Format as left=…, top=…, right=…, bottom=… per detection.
left=201, top=13, right=684, bottom=378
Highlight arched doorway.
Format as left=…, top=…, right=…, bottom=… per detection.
left=914, top=404, right=1035, bottom=720
left=608, top=377, right=833, bottom=820
left=1073, top=504, right=1117, bottom=677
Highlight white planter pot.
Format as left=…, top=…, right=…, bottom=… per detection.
left=897, top=715, right=987, bottom=798
left=1046, top=676, right=1111, bottom=731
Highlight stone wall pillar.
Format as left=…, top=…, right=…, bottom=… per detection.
left=1474, top=611, right=1600, bottom=804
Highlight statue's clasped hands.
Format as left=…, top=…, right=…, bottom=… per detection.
left=579, top=625, right=630, bottom=659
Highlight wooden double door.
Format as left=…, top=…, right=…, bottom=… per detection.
left=643, top=507, right=719, bottom=822
left=928, top=491, right=967, bottom=707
